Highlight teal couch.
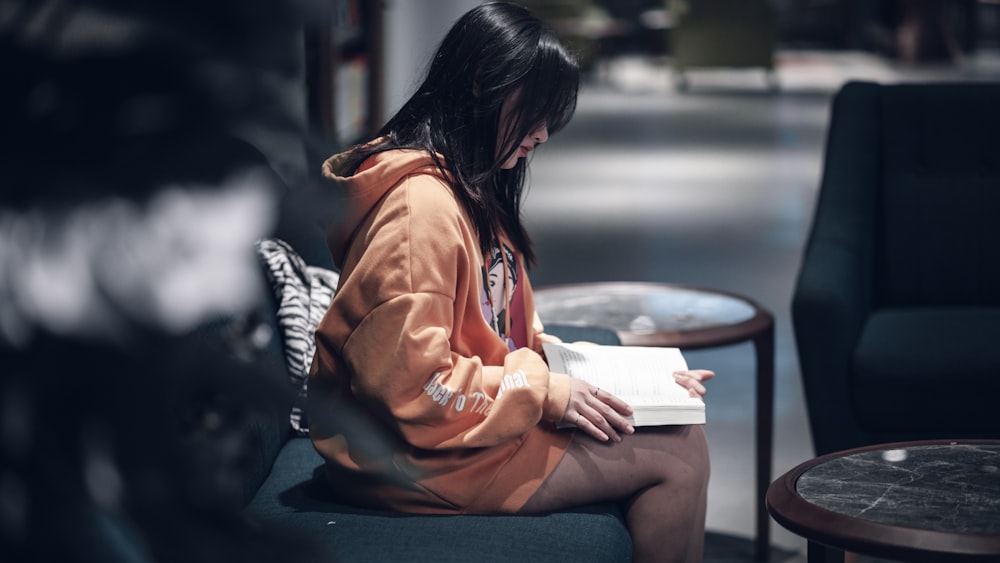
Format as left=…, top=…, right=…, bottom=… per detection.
left=241, top=240, right=632, bottom=562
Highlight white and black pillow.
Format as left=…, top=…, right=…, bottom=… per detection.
left=255, top=238, right=339, bottom=435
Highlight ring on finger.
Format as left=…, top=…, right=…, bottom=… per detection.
left=593, top=387, right=600, bottom=398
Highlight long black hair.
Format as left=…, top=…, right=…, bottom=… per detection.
left=345, top=1, right=579, bottom=265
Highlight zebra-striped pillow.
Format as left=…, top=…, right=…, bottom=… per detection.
left=255, top=238, right=339, bottom=435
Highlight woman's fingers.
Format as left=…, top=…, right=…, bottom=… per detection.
left=567, top=369, right=714, bottom=441
left=589, top=389, right=634, bottom=438
left=690, top=369, right=715, bottom=382
left=563, top=380, right=639, bottom=443
left=573, top=410, right=611, bottom=442
left=563, top=380, right=607, bottom=441
left=673, top=369, right=715, bottom=398
left=594, top=387, right=633, bottom=417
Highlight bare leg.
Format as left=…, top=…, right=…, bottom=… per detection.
left=520, top=425, right=709, bottom=563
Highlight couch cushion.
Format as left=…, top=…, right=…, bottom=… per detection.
left=544, top=324, right=622, bottom=346
left=256, top=238, right=339, bottom=434
left=245, top=438, right=631, bottom=563
left=853, top=308, right=1000, bottom=435
left=242, top=406, right=293, bottom=506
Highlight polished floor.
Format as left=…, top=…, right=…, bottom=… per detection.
left=521, top=49, right=1000, bottom=560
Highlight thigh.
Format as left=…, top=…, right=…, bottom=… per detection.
left=519, top=425, right=709, bottom=514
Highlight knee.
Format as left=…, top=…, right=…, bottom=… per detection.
left=666, top=425, right=708, bottom=485
left=642, top=425, right=710, bottom=491
left=662, top=425, right=710, bottom=494
left=684, top=425, right=710, bottom=487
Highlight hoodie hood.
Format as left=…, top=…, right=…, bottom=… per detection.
left=322, top=146, right=448, bottom=267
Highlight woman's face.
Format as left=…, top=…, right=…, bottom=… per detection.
left=497, top=93, right=549, bottom=170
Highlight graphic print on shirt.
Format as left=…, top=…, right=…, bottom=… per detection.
left=480, top=244, right=520, bottom=350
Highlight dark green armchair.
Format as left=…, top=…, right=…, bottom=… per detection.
left=792, top=80, right=1000, bottom=456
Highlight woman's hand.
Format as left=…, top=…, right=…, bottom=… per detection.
left=673, top=369, right=715, bottom=398
left=561, top=379, right=635, bottom=443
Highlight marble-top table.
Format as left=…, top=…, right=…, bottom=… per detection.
left=766, top=440, right=1000, bottom=562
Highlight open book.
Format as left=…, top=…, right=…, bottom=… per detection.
left=543, top=341, right=705, bottom=426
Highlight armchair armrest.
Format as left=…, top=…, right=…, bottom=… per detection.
left=793, top=242, right=873, bottom=455
left=792, top=81, right=882, bottom=455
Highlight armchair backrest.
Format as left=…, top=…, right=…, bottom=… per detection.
left=835, top=82, right=1000, bottom=308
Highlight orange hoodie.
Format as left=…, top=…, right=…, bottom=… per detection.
left=308, top=147, right=573, bottom=514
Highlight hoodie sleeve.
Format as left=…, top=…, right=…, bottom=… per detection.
left=342, top=292, right=570, bottom=450
left=327, top=174, right=570, bottom=450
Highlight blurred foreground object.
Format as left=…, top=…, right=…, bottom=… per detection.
left=0, top=1, right=331, bottom=561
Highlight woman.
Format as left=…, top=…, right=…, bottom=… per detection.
left=308, top=3, right=713, bottom=561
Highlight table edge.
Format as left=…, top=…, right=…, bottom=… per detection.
left=534, top=282, right=774, bottom=349
left=766, top=439, right=1000, bottom=561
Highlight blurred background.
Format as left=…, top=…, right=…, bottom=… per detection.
left=2, top=0, right=998, bottom=561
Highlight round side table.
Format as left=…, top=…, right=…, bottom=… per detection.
left=767, top=439, right=1000, bottom=562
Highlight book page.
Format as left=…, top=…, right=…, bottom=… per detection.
left=543, top=342, right=701, bottom=407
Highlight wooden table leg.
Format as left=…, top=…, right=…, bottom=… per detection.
left=754, top=318, right=775, bottom=561
left=807, top=541, right=845, bottom=563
